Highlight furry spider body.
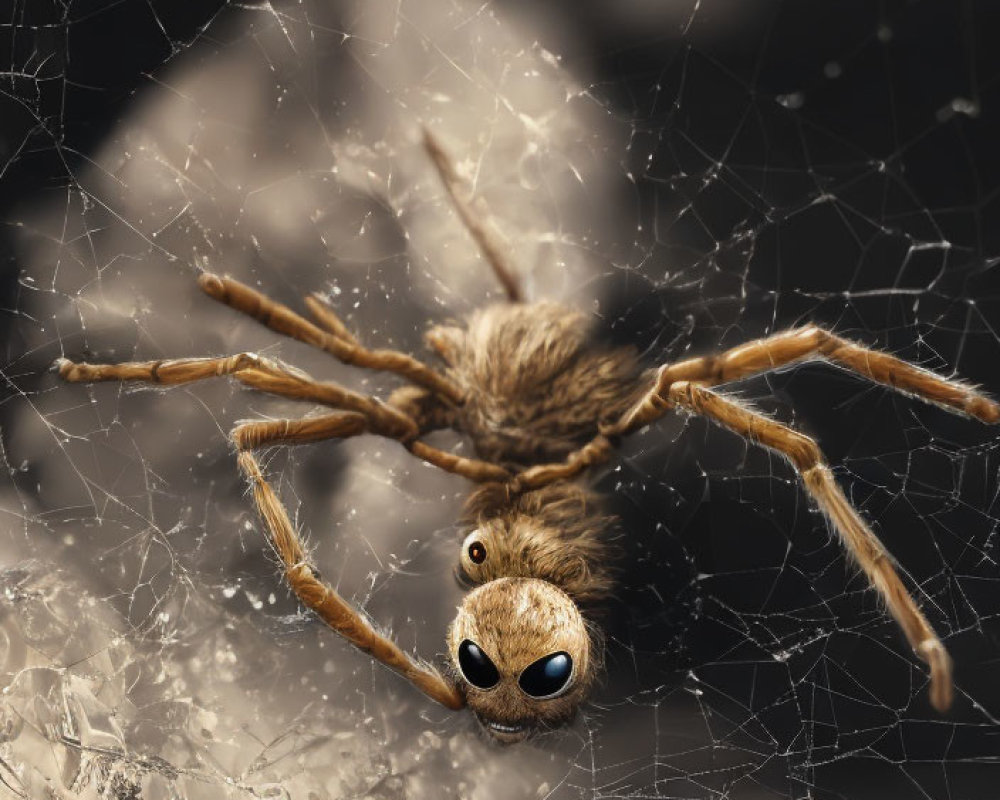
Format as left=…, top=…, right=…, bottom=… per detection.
left=429, top=302, right=645, bottom=465
left=57, top=131, right=1000, bottom=744
left=412, top=302, right=632, bottom=741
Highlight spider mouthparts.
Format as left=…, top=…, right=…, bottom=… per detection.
left=477, top=715, right=531, bottom=743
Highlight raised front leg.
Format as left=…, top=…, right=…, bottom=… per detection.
left=422, top=128, right=524, bottom=303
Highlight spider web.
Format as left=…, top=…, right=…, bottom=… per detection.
left=2, top=0, right=1000, bottom=797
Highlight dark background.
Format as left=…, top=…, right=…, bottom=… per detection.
left=3, top=1, right=1000, bottom=798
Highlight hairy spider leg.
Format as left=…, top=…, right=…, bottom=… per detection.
left=196, top=272, right=464, bottom=404
left=232, top=412, right=367, bottom=449
left=58, top=352, right=414, bottom=437
left=510, top=435, right=616, bottom=492
left=58, top=354, right=462, bottom=705
left=612, top=325, right=1000, bottom=435
left=458, top=325, right=998, bottom=495
left=407, top=440, right=510, bottom=482
left=303, top=292, right=360, bottom=346
left=58, top=352, right=262, bottom=385
left=666, top=381, right=954, bottom=712
left=57, top=352, right=508, bottom=482
left=234, top=441, right=465, bottom=710
left=232, top=365, right=509, bottom=480
left=56, top=357, right=494, bottom=706
left=422, top=127, right=524, bottom=303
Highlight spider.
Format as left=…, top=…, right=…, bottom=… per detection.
left=57, top=130, right=999, bottom=744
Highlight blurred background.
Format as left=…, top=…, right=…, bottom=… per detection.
left=2, top=1, right=1000, bottom=797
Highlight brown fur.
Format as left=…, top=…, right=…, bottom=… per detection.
left=427, top=303, right=647, bottom=466
left=421, top=304, right=637, bottom=740
left=458, top=482, right=618, bottom=608
left=447, top=578, right=598, bottom=743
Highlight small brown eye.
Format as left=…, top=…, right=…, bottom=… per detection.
left=467, top=541, right=487, bottom=564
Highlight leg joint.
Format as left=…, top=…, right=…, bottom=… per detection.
left=786, top=435, right=823, bottom=472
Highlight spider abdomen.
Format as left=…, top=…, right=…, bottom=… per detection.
left=428, top=302, right=646, bottom=466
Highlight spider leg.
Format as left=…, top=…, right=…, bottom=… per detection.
left=294, top=296, right=514, bottom=496
left=231, top=412, right=367, bottom=449
left=232, top=367, right=510, bottom=481
left=421, top=127, right=524, bottom=303
left=406, top=439, right=510, bottom=483
left=59, top=353, right=508, bottom=483
left=667, top=380, right=953, bottom=712
left=60, top=356, right=480, bottom=707
left=57, top=352, right=417, bottom=439
left=196, top=273, right=463, bottom=404
left=233, top=368, right=509, bottom=480
left=230, top=362, right=417, bottom=440
left=234, top=444, right=466, bottom=710
left=57, top=353, right=262, bottom=385
left=382, top=385, right=512, bottom=483
left=509, top=435, right=615, bottom=492
left=613, top=326, right=999, bottom=436
left=304, top=292, right=360, bottom=346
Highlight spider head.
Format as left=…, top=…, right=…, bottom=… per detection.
left=447, top=577, right=596, bottom=744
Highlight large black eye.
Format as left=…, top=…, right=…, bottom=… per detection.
left=457, top=640, right=500, bottom=689
left=518, top=652, right=573, bottom=699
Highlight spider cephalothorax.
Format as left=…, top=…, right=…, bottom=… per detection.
left=57, top=129, right=999, bottom=745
